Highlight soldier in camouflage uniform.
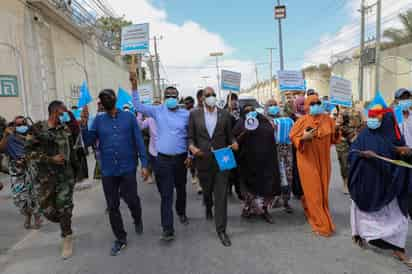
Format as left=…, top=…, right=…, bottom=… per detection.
left=26, top=101, right=77, bottom=259
left=335, top=106, right=364, bottom=194
left=0, top=116, right=42, bottom=229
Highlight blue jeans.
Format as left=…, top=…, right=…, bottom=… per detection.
left=156, top=153, right=187, bottom=233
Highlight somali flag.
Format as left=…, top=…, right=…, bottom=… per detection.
left=213, top=147, right=237, bottom=171
left=78, top=81, right=93, bottom=108
left=116, top=88, right=134, bottom=111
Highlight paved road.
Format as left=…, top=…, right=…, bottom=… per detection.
left=0, top=150, right=411, bottom=274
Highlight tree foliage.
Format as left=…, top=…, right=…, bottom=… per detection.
left=97, top=16, right=132, bottom=50
left=383, top=10, right=412, bottom=47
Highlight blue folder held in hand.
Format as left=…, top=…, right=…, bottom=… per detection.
left=213, top=147, right=237, bottom=171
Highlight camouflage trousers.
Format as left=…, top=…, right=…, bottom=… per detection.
left=277, top=144, right=293, bottom=201
left=9, top=162, right=41, bottom=216
left=336, top=141, right=350, bottom=180
left=36, top=164, right=75, bottom=237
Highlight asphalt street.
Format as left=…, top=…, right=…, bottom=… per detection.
left=0, top=150, right=411, bottom=274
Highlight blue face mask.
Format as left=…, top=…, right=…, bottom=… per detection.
left=268, top=106, right=280, bottom=116
left=15, top=125, right=29, bottom=134
left=165, top=98, right=178, bottom=109
left=246, top=111, right=258, bottom=119
left=309, top=105, right=324, bottom=116
left=367, top=118, right=381, bottom=130
left=399, top=99, right=412, bottom=111
left=59, top=112, right=71, bottom=123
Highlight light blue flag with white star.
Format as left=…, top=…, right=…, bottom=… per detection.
left=213, top=147, right=237, bottom=171
left=78, top=81, right=93, bottom=108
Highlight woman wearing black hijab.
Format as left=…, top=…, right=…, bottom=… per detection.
left=233, top=104, right=281, bottom=223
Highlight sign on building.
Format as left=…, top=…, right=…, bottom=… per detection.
left=277, top=70, right=305, bottom=91
left=0, top=75, right=18, bottom=97
left=139, top=83, right=153, bottom=104
left=121, top=23, right=150, bottom=56
left=221, top=70, right=241, bottom=92
left=329, top=76, right=352, bottom=107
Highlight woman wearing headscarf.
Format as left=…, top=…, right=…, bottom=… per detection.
left=290, top=95, right=306, bottom=199
left=349, top=106, right=412, bottom=267
left=290, top=95, right=340, bottom=237
left=233, top=104, right=281, bottom=223
left=265, top=99, right=294, bottom=213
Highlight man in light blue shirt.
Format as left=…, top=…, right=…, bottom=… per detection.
left=131, top=76, right=190, bottom=242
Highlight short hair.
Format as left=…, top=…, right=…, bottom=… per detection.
left=226, top=93, right=238, bottom=102
left=184, top=96, right=195, bottom=104
left=164, top=86, right=179, bottom=96
left=98, top=89, right=116, bottom=99
left=48, top=100, right=64, bottom=115
left=196, top=89, right=204, bottom=100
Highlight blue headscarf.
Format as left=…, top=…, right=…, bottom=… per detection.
left=348, top=112, right=410, bottom=216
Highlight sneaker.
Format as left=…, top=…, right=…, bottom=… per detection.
left=110, top=240, right=127, bottom=256
left=161, top=231, right=175, bottom=242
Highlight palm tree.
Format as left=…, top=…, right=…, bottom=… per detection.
left=383, top=10, right=412, bottom=47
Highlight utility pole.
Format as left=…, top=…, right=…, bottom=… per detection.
left=358, top=0, right=366, bottom=101
left=266, top=48, right=275, bottom=97
left=255, top=63, right=261, bottom=102
left=274, top=1, right=286, bottom=103
left=210, top=52, right=224, bottom=99
left=153, top=36, right=162, bottom=102
left=277, top=0, right=285, bottom=71
left=375, top=0, right=382, bottom=94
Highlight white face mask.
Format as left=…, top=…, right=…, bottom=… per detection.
left=205, top=96, right=217, bottom=108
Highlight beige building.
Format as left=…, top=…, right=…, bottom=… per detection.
left=332, top=43, right=412, bottom=103
left=0, top=0, right=130, bottom=122
left=241, top=67, right=331, bottom=104
left=240, top=78, right=280, bottom=104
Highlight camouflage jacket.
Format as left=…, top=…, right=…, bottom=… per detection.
left=25, top=121, right=77, bottom=179
left=340, top=109, right=364, bottom=144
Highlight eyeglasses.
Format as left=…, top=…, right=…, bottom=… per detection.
left=205, top=93, right=217, bottom=98
left=310, top=101, right=322, bottom=106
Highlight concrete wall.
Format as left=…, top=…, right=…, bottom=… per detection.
left=332, top=43, right=412, bottom=103
left=0, top=0, right=129, bottom=122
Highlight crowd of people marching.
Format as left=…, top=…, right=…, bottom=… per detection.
left=1, top=73, right=412, bottom=267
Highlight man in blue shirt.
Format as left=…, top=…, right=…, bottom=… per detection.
left=131, top=76, right=190, bottom=242
left=81, top=89, right=149, bottom=256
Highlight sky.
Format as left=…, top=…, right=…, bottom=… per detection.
left=108, top=0, right=412, bottom=97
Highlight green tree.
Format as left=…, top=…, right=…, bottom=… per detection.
left=97, top=16, right=132, bottom=50
left=383, top=10, right=412, bottom=47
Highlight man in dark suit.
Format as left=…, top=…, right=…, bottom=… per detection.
left=188, top=87, right=238, bottom=247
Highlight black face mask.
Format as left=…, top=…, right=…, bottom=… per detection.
left=100, top=97, right=116, bottom=111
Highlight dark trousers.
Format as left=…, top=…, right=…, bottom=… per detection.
left=198, top=170, right=229, bottom=233
left=102, top=172, right=142, bottom=242
left=156, top=153, right=187, bottom=233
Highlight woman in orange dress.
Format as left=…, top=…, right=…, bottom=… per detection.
left=290, top=95, right=341, bottom=237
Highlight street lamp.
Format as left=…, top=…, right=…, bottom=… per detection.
left=209, top=52, right=224, bottom=99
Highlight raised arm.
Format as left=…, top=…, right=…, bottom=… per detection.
left=80, top=106, right=98, bottom=147
left=131, top=90, right=160, bottom=118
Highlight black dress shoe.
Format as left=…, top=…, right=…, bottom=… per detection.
left=161, top=230, right=175, bottom=242
left=206, top=208, right=214, bottom=220
left=217, top=231, right=232, bottom=247
left=135, top=220, right=143, bottom=235
left=179, top=215, right=189, bottom=225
